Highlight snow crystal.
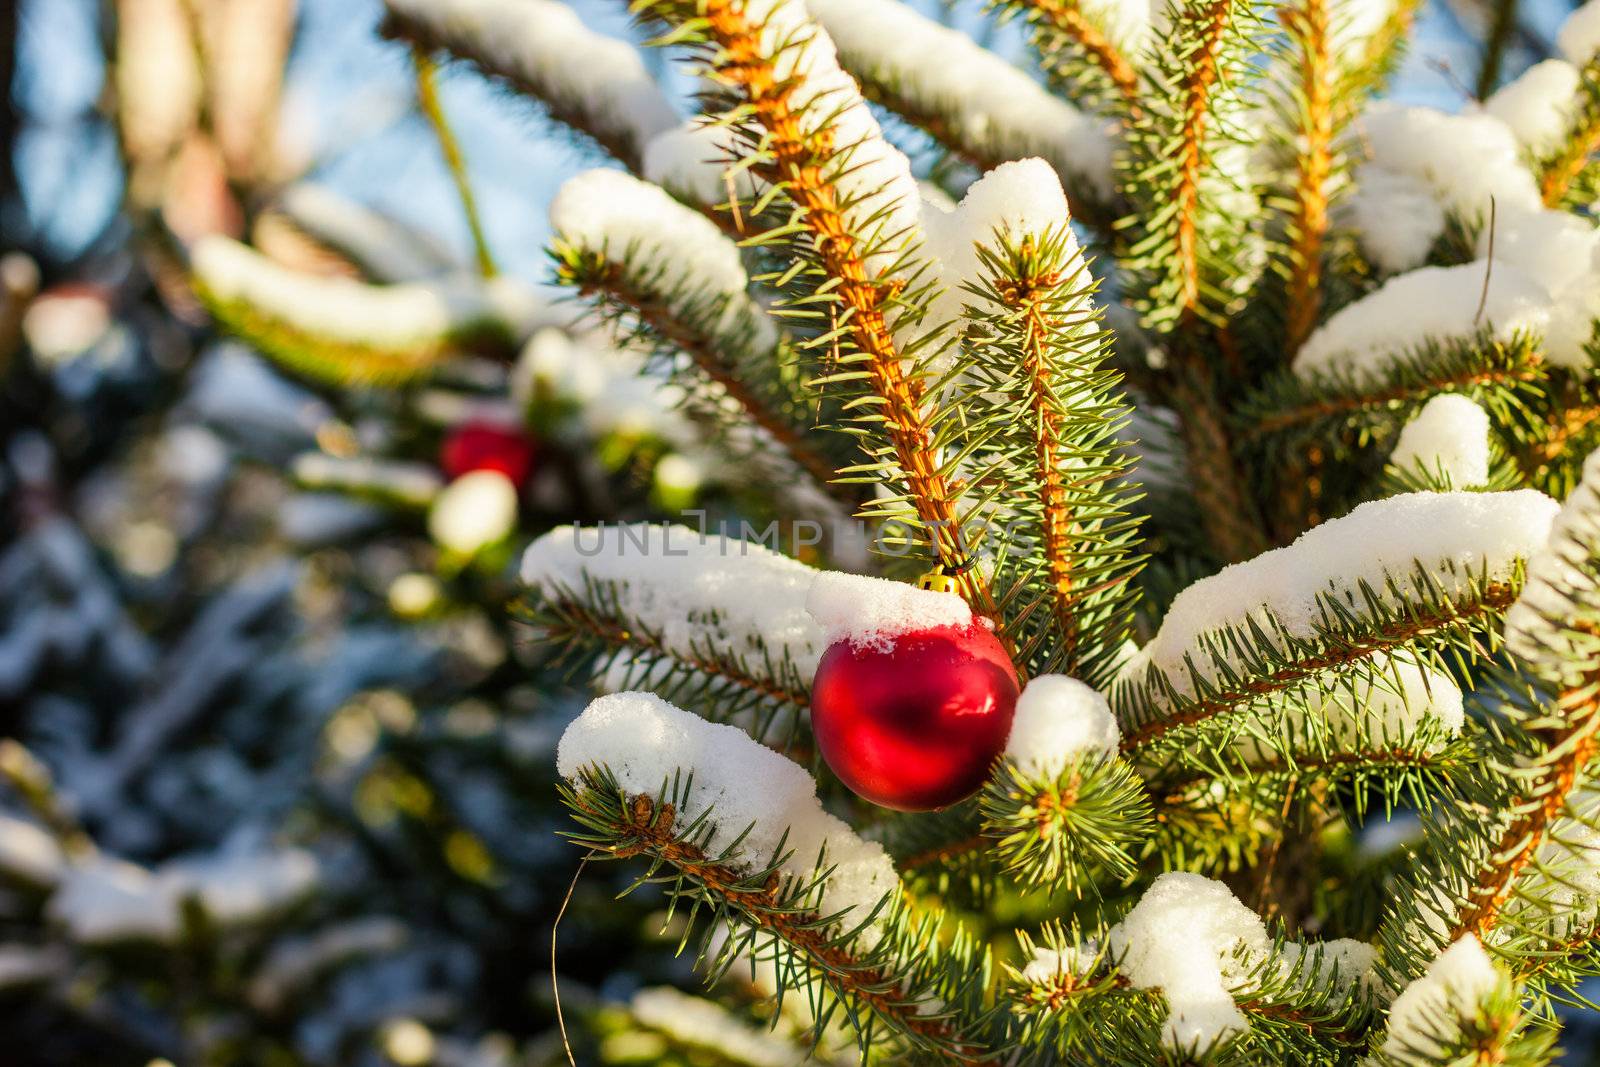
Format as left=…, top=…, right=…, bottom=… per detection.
left=0, top=813, right=65, bottom=887
left=1292, top=263, right=1550, bottom=381
left=1482, top=60, right=1582, bottom=157
left=1119, top=491, right=1559, bottom=701
left=558, top=692, right=898, bottom=929
left=279, top=183, right=458, bottom=282
left=805, top=570, right=972, bottom=652
left=1391, top=395, right=1493, bottom=487
left=1376, top=936, right=1502, bottom=1062
left=428, top=469, right=518, bottom=555
left=1505, top=448, right=1600, bottom=677
left=920, top=158, right=1083, bottom=333
left=808, top=0, right=1114, bottom=198
left=381, top=0, right=678, bottom=165
left=549, top=168, right=750, bottom=299
left=1107, top=873, right=1270, bottom=1050
left=1345, top=105, right=1540, bottom=272
left=1560, top=0, right=1600, bottom=63
left=192, top=236, right=505, bottom=349
left=631, top=986, right=807, bottom=1067
left=522, top=523, right=826, bottom=679
left=1004, top=675, right=1121, bottom=777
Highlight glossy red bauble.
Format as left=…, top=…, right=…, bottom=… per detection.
left=809, top=621, right=1019, bottom=812
left=440, top=421, right=537, bottom=486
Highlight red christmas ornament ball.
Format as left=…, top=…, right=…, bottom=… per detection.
left=440, top=421, right=537, bottom=485
left=810, top=621, right=1019, bottom=812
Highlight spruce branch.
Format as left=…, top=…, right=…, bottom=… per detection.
left=1537, top=56, right=1600, bottom=208
left=411, top=47, right=497, bottom=278
left=1278, top=0, right=1336, bottom=355
left=645, top=0, right=998, bottom=615
left=961, top=231, right=1144, bottom=678
left=560, top=770, right=995, bottom=1062
left=551, top=241, right=851, bottom=505
left=1116, top=569, right=1521, bottom=751
left=999, top=0, right=1141, bottom=112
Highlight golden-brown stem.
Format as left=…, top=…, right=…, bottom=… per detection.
left=1541, top=109, right=1600, bottom=207
left=1281, top=0, right=1333, bottom=355
left=702, top=0, right=995, bottom=619
left=1452, top=682, right=1600, bottom=941
left=1028, top=0, right=1141, bottom=111
left=1173, top=0, right=1233, bottom=320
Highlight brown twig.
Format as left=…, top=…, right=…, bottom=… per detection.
left=1027, top=0, right=1141, bottom=110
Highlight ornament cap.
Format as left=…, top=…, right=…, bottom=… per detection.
left=915, top=566, right=964, bottom=596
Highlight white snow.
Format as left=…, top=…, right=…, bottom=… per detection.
left=279, top=183, right=459, bottom=282
left=631, top=986, right=806, bottom=1067
left=1118, top=491, right=1559, bottom=703
left=1390, top=395, right=1493, bottom=487
left=1344, top=105, right=1540, bottom=272
left=1342, top=170, right=1447, bottom=275
left=292, top=453, right=443, bottom=507
left=550, top=168, right=750, bottom=299
left=1505, top=447, right=1600, bottom=679
left=1375, top=936, right=1502, bottom=1062
left=49, top=847, right=317, bottom=944
left=428, top=469, right=518, bottom=555
left=805, top=570, right=972, bottom=652
left=557, top=691, right=898, bottom=931
left=920, top=158, right=1086, bottom=333
left=381, top=0, right=679, bottom=166
left=1560, top=0, right=1600, bottom=63
left=807, top=0, right=1114, bottom=198
left=1004, top=675, right=1121, bottom=776
left=641, top=120, right=758, bottom=209
left=193, top=236, right=507, bottom=350
left=1106, top=873, right=1372, bottom=1051
left=1292, top=263, right=1551, bottom=381
left=0, top=813, right=66, bottom=887
left=1296, top=653, right=1463, bottom=749
left=1478, top=208, right=1600, bottom=369
left=1482, top=60, right=1582, bottom=157
left=1018, top=942, right=1096, bottom=986
left=522, top=523, right=826, bottom=679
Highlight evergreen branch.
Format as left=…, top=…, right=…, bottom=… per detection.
left=381, top=0, right=676, bottom=174
left=1005, top=0, right=1140, bottom=111
left=978, top=754, right=1152, bottom=891
left=1279, top=0, right=1334, bottom=355
left=659, top=0, right=997, bottom=614
left=1172, top=0, right=1234, bottom=322
left=553, top=243, right=849, bottom=504
left=1237, top=332, right=1546, bottom=450
left=411, top=47, right=497, bottom=278
left=1475, top=0, right=1519, bottom=99
left=1345, top=0, right=1423, bottom=100
left=1537, top=56, right=1600, bottom=208
left=561, top=772, right=994, bottom=1062
left=961, top=232, right=1144, bottom=677
left=1117, top=572, right=1520, bottom=750
left=1450, top=682, right=1600, bottom=942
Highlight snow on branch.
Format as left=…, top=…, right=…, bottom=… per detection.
left=1106, top=873, right=1374, bottom=1053
left=192, top=236, right=536, bottom=386
left=806, top=0, right=1115, bottom=207
left=278, top=183, right=460, bottom=283
left=1388, top=394, right=1494, bottom=490
left=1344, top=104, right=1540, bottom=273
left=1371, top=937, right=1530, bottom=1065
left=1115, top=490, right=1558, bottom=745
left=1505, top=447, right=1600, bottom=684
left=380, top=0, right=679, bottom=172
left=557, top=691, right=990, bottom=1058
left=558, top=691, right=896, bottom=929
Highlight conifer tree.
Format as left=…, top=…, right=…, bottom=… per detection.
left=16, top=0, right=1600, bottom=1062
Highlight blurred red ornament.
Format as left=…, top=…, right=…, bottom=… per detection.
left=810, top=621, right=1019, bottom=812
left=440, top=422, right=537, bottom=485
